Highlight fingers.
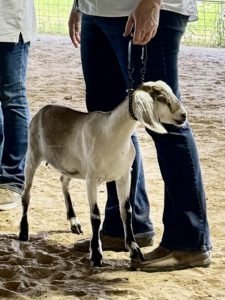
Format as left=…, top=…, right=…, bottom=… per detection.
left=69, top=26, right=80, bottom=47
left=123, top=16, right=134, bottom=37
left=133, top=28, right=156, bottom=45
left=124, top=17, right=157, bottom=45
left=71, top=30, right=80, bottom=47
left=75, top=31, right=80, bottom=44
left=123, top=17, right=152, bottom=45
left=68, top=10, right=81, bottom=48
left=133, top=27, right=143, bottom=44
left=127, top=0, right=160, bottom=45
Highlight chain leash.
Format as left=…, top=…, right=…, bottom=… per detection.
left=128, top=39, right=147, bottom=121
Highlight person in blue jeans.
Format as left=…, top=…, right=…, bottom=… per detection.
left=0, top=1, right=36, bottom=210
left=69, top=0, right=212, bottom=271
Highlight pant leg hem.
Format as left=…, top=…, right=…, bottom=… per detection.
left=160, top=241, right=212, bottom=252
left=101, top=230, right=155, bottom=239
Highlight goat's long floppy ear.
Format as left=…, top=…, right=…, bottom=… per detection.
left=133, top=90, right=167, bottom=134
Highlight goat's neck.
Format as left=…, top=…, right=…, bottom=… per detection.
left=106, top=98, right=138, bottom=140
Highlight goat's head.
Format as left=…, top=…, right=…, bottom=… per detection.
left=132, top=80, right=187, bottom=134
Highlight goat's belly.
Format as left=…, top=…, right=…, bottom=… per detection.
left=95, top=171, right=129, bottom=184
left=91, top=161, right=131, bottom=183
left=45, top=155, right=85, bottom=179
left=60, top=169, right=84, bottom=179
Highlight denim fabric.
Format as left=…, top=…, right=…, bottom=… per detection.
left=142, top=11, right=211, bottom=250
left=0, top=37, right=30, bottom=194
left=80, top=11, right=211, bottom=250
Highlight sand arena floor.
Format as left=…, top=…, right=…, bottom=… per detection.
left=0, top=36, right=224, bottom=299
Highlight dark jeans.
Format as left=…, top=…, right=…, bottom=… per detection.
left=80, top=10, right=211, bottom=250
left=0, top=37, right=30, bottom=194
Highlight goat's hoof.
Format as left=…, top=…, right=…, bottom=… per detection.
left=137, top=247, right=144, bottom=261
left=71, top=224, right=83, bottom=234
left=131, top=246, right=144, bottom=261
left=90, top=259, right=103, bottom=267
left=18, top=232, right=29, bottom=242
left=130, top=258, right=141, bottom=271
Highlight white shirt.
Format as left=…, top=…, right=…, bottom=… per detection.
left=0, top=0, right=37, bottom=43
left=74, top=0, right=197, bottom=21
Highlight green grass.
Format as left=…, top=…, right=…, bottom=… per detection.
left=35, top=0, right=225, bottom=47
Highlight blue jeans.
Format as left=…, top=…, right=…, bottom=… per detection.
left=80, top=11, right=211, bottom=250
left=0, top=36, right=30, bottom=194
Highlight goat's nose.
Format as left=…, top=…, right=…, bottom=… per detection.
left=181, top=112, right=186, bottom=119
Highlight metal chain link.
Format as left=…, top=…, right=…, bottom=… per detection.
left=140, top=44, right=147, bottom=84
left=128, top=39, right=148, bottom=120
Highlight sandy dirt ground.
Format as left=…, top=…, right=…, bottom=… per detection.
left=0, top=36, right=225, bottom=299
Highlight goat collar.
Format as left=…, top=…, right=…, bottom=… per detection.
left=128, top=89, right=138, bottom=121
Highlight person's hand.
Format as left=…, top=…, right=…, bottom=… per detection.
left=68, top=9, right=81, bottom=47
left=123, top=0, right=161, bottom=45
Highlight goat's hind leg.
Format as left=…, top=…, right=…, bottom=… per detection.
left=116, top=173, right=144, bottom=266
left=19, top=153, right=40, bottom=242
left=60, top=175, right=83, bottom=234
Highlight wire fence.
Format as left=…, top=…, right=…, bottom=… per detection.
left=35, top=0, right=225, bottom=47
left=183, top=0, right=225, bottom=47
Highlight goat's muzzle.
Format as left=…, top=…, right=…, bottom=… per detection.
left=173, top=111, right=187, bottom=126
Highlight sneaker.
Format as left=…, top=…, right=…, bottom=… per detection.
left=138, top=246, right=211, bottom=272
left=74, top=233, right=154, bottom=252
left=0, top=189, right=21, bottom=211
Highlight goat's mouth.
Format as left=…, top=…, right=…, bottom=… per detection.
left=173, top=119, right=186, bottom=126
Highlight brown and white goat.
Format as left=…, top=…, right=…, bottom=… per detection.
left=19, top=81, right=187, bottom=267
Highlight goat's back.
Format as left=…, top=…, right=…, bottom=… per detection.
left=28, top=105, right=89, bottom=167
left=32, top=104, right=86, bottom=135
left=30, top=104, right=86, bottom=139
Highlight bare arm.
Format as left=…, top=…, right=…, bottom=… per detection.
left=123, top=0, right=161, bottom=45
left=68, top=9, right=81, bottom=47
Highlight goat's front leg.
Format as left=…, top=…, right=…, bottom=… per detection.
left=60, top=175, right=83, bottom=234
left=86, top=178, right=102, bottom=267
left=116, top=172, right=144, bottom=263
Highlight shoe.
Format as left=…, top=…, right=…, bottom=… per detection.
left=74, top=233, right=154, bottom=252
left=0, top=189, right=21, bottom=211
left=138, top=246, right=211, bottom=272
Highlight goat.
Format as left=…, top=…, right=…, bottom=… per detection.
left=19, top=80, right=187, bottom=267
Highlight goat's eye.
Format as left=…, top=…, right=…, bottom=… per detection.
left=157, top=95, right=167, bottom=103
